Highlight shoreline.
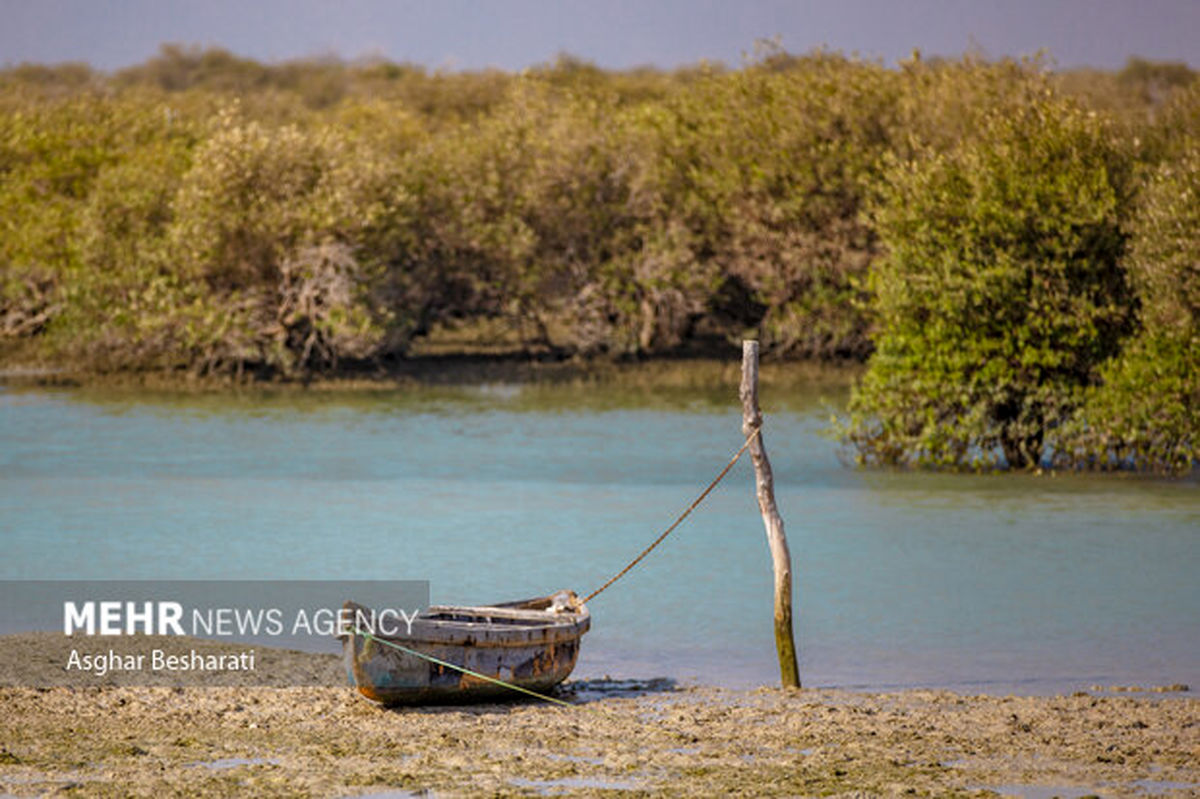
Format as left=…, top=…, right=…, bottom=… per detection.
left=0, top=681, right=1196, bottom=797
left=0, top=351, right=861, bottom=393
left=0, top=637, right=1196, bottom=797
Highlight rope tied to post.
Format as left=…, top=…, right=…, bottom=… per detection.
left=580, top=425, right=761, bottom=605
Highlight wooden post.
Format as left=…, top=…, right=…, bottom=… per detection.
left=740, top=340, right=801, bottom=689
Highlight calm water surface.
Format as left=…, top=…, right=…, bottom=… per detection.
left=1, top=367, right=1197, bottom=693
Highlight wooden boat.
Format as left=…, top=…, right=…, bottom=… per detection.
left=340, top=589, right=590, bottom=705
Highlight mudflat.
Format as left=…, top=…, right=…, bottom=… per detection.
left=0, top=679, right=1195, bottom=796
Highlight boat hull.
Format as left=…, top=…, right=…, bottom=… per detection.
left=341, top=591, right=589, bottom=705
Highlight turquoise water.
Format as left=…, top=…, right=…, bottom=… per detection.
left=1, top=373, right=1197, bottom=693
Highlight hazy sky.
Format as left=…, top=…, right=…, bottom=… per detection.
left=2, top=0, right=1197, bottom=72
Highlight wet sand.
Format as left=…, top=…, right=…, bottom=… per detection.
left=1, top=676, right=1196, bottom=797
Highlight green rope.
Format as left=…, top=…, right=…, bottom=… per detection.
left=352, top=627, right=581, bottom=709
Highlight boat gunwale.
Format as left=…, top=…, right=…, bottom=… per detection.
left=342, top=597, right=590, bottom=649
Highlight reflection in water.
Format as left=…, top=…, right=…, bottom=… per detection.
left=1, top=364, right=1196, bottom=694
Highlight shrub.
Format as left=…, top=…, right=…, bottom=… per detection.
left=2, top=45, right=1193, bottom=419
left=164, top=107, right=395, bottom=374
left=1059, top=141, right=1200, bottom=474
left=842, top=94, right=1135, bottom=469
left=649, top=51, right=899, bottom=357
left=525, top=91, right=712, bottom=355
left=0, top=92, right=198, bottom=363
left=64, top=131, right=198, bottom=370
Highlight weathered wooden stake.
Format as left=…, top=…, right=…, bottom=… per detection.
left=740, top=340, right=801, bottom=689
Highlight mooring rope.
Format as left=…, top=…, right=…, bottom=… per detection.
left=579, top=425, right=761, bottom=606
left=352, top=626, right=581, bottom=708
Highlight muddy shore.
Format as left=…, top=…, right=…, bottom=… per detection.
left=1, top=676, right=1196, bottom=797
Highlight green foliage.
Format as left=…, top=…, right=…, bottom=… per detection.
left=62, top=125, right=197, bottom=369
left=650, top=51, right=899, bottom=357
left=843, top=94, right=1134, bottom=469
left=162, top=107, right=404, bottom=374
left=1053, top=57, right=1196, bottom=130
left=894, top=54, right=1055, bottom=155
left=0, top=46, right=1196, bottom=475
left=1058, top=142, right=1200, bottom=474
left=1117, top=57, right=1198, bottom=106
left=0, top=92, right=199, bottom=360
left=510, top=86, right=713, bottom=354
left=1143, top=81, right=1200, bottom=165
left=114, top=44, right=274, bottom=94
